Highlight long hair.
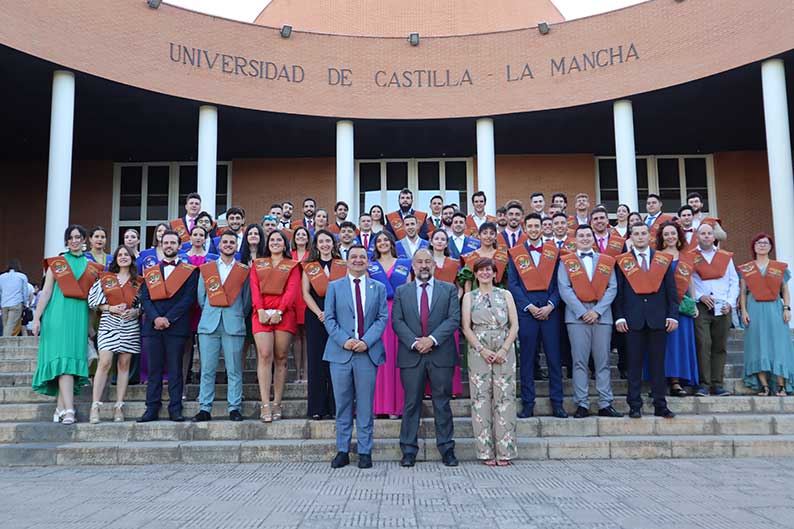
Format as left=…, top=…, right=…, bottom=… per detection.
left=369, top=204, right=385, bottom=224
left=240, top=223, right=266, bottom=264
left=430, top=229, right=451, bottom=257
left=291, top=226, right=312, bottom=253
left=151, top=222, right=169, bottom=248
left=108, top=245, right=139, bottom=287
left=655, top=220, right=685, bottom=251
left=308, top=229, right=341, bottom=261
left=372, top=231, right=398, bottom=260
left=264, top=230, right=293, bottom=259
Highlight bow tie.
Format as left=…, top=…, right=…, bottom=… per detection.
left=162, top=260, right=176, bottom=267
left=579, top=252, right=594, bottom=258
left=684, top=228, right=693, bottom=233
left=528, top=245, right=543, bottom=252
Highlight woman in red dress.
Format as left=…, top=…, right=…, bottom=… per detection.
left=291, top=226, right=311, bottom=383
left=250, top=230, right=300, bottom=422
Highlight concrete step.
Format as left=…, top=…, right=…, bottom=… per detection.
left=1, top=413, right=792, bottom=445
left=1, top=396, right=793, bottom=423
left=2, top=434, right=794, bottom=466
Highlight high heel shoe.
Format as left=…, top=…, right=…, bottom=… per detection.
left=757, top=385, right=771, bottom=396
left=777, top=385, right=787, bottom=397
left=260, top=403, right=272, bottom=423
left=113, top=402, right=125, bottom=422
left=271, top=402, right=282, bottom=421
left=61, top=409, right=76, bottom=425
left=52, top=408, right=65, bottom=423
left=89, top=402, right=102, bottom=424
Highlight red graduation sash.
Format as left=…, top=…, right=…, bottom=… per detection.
left=143, top=262, right=196, bottom=301
left=508, top=241, right=559, bottom=292
left=254, top=258, right=298, bottom=295
left=561, top=253, right=614, bottom=303
left=738, top=260, right=786, bottom=302
left=169, top=218, right=191, bottom=243
left=673, top=252, right=695, bottom=303
left=434, top=258, right=460, bottom=284
left=302, top=259, right=347, bottom=297
left=692, top=248, right=733, bottom=280
left=616, top=251, right=672, bottom=295
left=594, top=234, right=625, bottom=258
left=200, top=260, right=249, bottom=307
left=464, top=248, right=509, bottom=284
left=46, top=256, right=104, bottom=300
left=99, top=272, right=140, bottom=306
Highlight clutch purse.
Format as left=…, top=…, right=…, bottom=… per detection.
left=678, top=294, right=697, bottom=318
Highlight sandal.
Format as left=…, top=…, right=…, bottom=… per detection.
left=757, top=385, right=771, bottom=396
left=776, top=385, right=787, bottom=397
left=260, top=403, right=272, bottom=423
left=113, top=402, right=125, bottom=423
left=496, top=460, right=511, bottom=467
left=52, top=408, right=65, bottom=423
left=62, top=409, right=76, bottom=425
left=271, top=402, right=282, bottom=421
left=89, top=402, right=102, bottom=424
left=670, top=384, right=688, bottom=397
left=483, top=459, right=497, bottom=466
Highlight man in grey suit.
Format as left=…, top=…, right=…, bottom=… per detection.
left=557, top=225, right=623, bottom=419
left=193, top=231, right=251, bottom=422
left=323, top=245, right=389, bottom=469
left=392, top=248, right=462, bottom=467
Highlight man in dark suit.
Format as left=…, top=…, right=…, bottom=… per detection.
left=138, top=230, right=199, bottom=422
left=614, top=222, right=679, bottom=419
left=392, top=248, right=461, bottom=467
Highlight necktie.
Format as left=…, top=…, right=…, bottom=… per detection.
left=420, top=283, right=430, bottom=337
left=557, top=241, right=564, bottom=249
left=187, top=218, right=194, bottom=232
left=646, top=216, right=654, bottom=227
left=511, top=233, right=517, bottom=247
left=363, top=234, right=369, bottom=248
left=640, top=253, right=648, bottom=272
left=354, top=278, right=365, bottom=340
left=598, top=238, right=606, bottom=253
left=434, top=218, right=440, bottom=228
left=307, top=219, right=313, bottom=230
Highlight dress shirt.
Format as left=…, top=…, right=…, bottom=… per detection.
left=471, top=213, right=488, bottom=228
left=692, top=246, right=740, bottom=305
left=217, top=258, right=235, bottom=285
left=429, top=216, right=442, bottom=229
left=595, top=234, right=609, bottom=253
left=340, top=245, right=352, bottom=260
left=692, top=214, right=703, bottom=229
left=163, top=258, right=179, bottom=280
left=683, top=230, right=694, bottom=244
left=553, top=237, right=567, bottom=249
left=504, top=228, right=522, bottom=247
left=348, top=274, right=367, bottom=340
left=360, top=232, right=372, bottom=248
left=0, top=269, right=28, bottom=307
left=405, top=237, right=422, bottom=257
left=451, top=235, right=466, bottom=255
left=236, top=232, right=244, bottom=251
left=413, top=278, right=438, bottom=347
left=645, top=213, right=659, bottom=227
left=579, top=252, right=595, bottom=280
left=527, top=240, right=543, bottom=267
left=575, top=215, right=589, bottom=225
left=633, top=248, right=650, bottom=271
left=185, top=215, right=197, bottom=231
left=278, top=220, right=291, bottom=230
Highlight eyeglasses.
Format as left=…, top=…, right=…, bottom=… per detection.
left=754, top=240, right=771, bottom=246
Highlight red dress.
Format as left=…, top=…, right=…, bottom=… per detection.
left=249, top=264, right=301, bottom=334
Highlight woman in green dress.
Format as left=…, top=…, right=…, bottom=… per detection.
left=32, top=225, right=102, bottom=425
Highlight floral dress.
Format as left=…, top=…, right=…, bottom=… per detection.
left=467, top=288, right=517, bottom=460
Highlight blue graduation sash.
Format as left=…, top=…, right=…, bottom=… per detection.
left=367, top=258, right=412, bottom=299
left=138, top=248, right=159, bottom=274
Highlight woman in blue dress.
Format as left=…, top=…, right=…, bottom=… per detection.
left=85, top=226, right=113, bottom=270
left=137, top=222, right=169, bottom=273
left=738, top=233, right=794, bottom=396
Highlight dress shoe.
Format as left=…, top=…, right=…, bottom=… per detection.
left=442, top=450, right=459, bottom=467
left=573, top=406, right=591, bottom=419
left=331, top=452, right=350, bottom=468
left=654, top=407, right=676, bottom=419
left=169, top=413, right=185, bottom=422
left=358, top=454, right=372, bottom=469
left=619, top=370, right=627, bottom=380
left=400, top=453, right=416, bottom=467
left=517, top=404, right=534, bottom=418
left=137, top=409, right=159, bottom=423
left=551, top=407, right=568, bottom=419
left=192, top=410, right=212, bottom=422
left=628, top=408, right=642, bottom=419
left=693, top=385, right=709, bottom=397
left=598, top=406, right=624, bottom=418
left=711, top=386, right=731, bottom=397
left=229, top=410, right=244, bottom=422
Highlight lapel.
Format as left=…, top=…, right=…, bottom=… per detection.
left=429, top=279, right=442, bottom=314
left=363, top=277, right=376, bottom=316
left=339, top=276, right=354, bottom=314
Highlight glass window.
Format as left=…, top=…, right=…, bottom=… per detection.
left=215, top=165, right=228, bottom=219
left=178, top=165, right=198, bottom=211
left=417, top=161, right=440, bottom=209
left=147, top=165, right=170, bottom=221
left=445, top=161, right=468, bottom=213
left=636, top=158, right=649, bottom=207
left=358, top=162, right=381, bottom=214
left=684, top=158, right=710, bottom=212
left=656, top=158, right=681, bottom=207
left=385, top=162, right=409, bottom=212
left=597, top=159, right=618, bottom=212
left=119, top=166, right=142, bottom=221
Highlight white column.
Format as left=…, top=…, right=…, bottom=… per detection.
left=762, top=59, right=794, bottom=271
left=476, top=118, right=497, bottom=215
left=613, top=100, right=639, bottom=212
left=336, top=120, right=355, bottom=215
left=197, top=105, right=218, bottom=218
left=43, top=70, right=76, bottom=258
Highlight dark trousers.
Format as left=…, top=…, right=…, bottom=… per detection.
left=399, top=356, right=454, bottom=457
left=145, top=333, right=188, bottom=415
left=694, top=302, right=730, bottom=387
left=305, top=309, right=335, bottom=417
left=626, top=327, right=667, bottom=410
left=517, top=312, right=563, bottom=408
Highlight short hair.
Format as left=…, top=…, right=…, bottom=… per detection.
left=647, top=193, right=662, bottom=202
left=359, top=212, right=372, bottom=220
left=339, top=221, right=357, bottom=231
left=196, top=211, right=213, bottom=223
left=496, top=206, right=507, bottom=215
left=552, top=192, right=568, bottom=204
left=281, top=200, right=293, bottom=208
left=575, top=224, right=595, bottom=237
left=523, top=212, right=542, bottom=223
left=219, top=229, right=239, bottom=240
left=478, top=221, right=497, bottom=234
left=430, top=194, right=444, bottom=203
left=505, top=200, right=524, bottom=213
left=677, top=205, right=694, bottom=216
left=451, top=212, right=467, bottom=222
left=412, top=247, right=433, bottom=261
left=686, top=191, right=703, bottom=201
left=399, top=188, right=413, bottom=198
left=655, top=221, right=685, bottom=251
left=751, top=232, right=774, bottom=260
left=403, top=214, right=417, bottom=223
left=334, top=201, right=349, bottom=211
left=186, top=192, right=202, bottom=203
left=472, top=257, right=495, bottom=274
left=226, top=206, right=245, bottom=218
left=441, top=204, right=456, bottom=213
left=63, top=224, right=87, bottom=245
left=590, top=206, right=609, bottom=219
left=552, top=212, right=568, bottom=221
left=346, top=244, right=367, bottom=256
left=628, top=221, right=648, bottom=234
left=161, top=229, right=181, bottom=243
left=471, top=191, right=486, bottom=203
left=575, top=193, right=589, bottom=201
left=5, top=258, right=22, bottom=272
left=269, top=203, right=283, bottom=211
left=303, top=197, right=316, bottom=207
left=530, top=192, right=545, bottom=200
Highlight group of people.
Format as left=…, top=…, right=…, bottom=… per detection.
left=26, top=187, right=794, bottom=467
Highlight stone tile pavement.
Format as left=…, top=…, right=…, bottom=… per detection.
left=2, top=458, right=794, bottom=529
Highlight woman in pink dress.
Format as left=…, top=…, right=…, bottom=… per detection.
left=368, top=231, right=413, bottom=418
left=291, top=226, right=311, bottom=383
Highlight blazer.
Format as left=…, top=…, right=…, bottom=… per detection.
left=323, top=276, right=389, bottom=366
left=196, top=275, right=251, bottom=336
left=557, top=254, right=618, bottom=325
left=396, top=237, right=429, bottom=259
left=448, top=235, right=481, bottom=259
left=392, top=279, right=461, bottom=368
left=613, top=249, right=679, bottom=330
left=507, top=242, right=561, bottom=314
left=139, top=265, right=199, bottom=337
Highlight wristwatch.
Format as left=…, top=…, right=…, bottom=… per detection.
left=475, top=344, right=484, bottom=353
left=784, top=306, right=791, bottom=311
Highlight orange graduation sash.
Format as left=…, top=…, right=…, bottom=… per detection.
left=302, top=259, right=347, bottom=297
left=464, top=214, right=496, bottom=237
left=434, top=258, right=460, bottom=284
left=386, top=211, right=427, bottom=239
left=425, top=216, right=442, bottom=235
left=648, top=213, right=675, bottom=247
left=561, top=253, right=614, bottom=303
left=692, top=248, right=733, bottom=280
left=508, top=241, right=559, bottom=292
left=143, top=262, right=196, bottom=301
left=99, top=272, right=140, bottom=306
left=464, top=248, right=509, bottom=284
left=558, top=236, right=577, bottom=256
left=673, top=252, right=695, bottom=303
left=594, top=234, right=625, bottom=258
left=200, top=260, right=250, bottom=307
left=616, top=251, right=672, bottom=295
left=498, top=231, right=528, bottom=250
left=738, top=260, right=787, bottom=302
left=328, top=222, right=341, bottom=235
left=566, top=216, right=578, bottom=230
left=169, top=218, right=191, bottom=243
left=46, top=256, right=104, bottom=300
left=254, top=258, right=299, bottom=295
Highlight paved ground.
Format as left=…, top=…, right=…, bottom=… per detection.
left=2, top=458, right=794, bottom=529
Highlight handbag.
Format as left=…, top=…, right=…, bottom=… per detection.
left=678, top=294, right=697, bottom=318
left=21, top=307, right=34, bottom=326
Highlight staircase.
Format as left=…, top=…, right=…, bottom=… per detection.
left=1, top=332, right=793, bottom=466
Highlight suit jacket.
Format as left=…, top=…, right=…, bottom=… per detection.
left=392, top=280, right=461, bottom=368
left=196, top=274, right=251, bottom=336
left=139, top=264, right=199, bottom=337
left=613, top=249, right=679, bottom=330
left=448, top=235, right=481, bottom=259
left=507, top=243, right=561, bottom=314
left=557, top=254, right=618, bottom=325
left=323, top=276, right=388, bottom=366
left=396, top=237, right=429, bottom=259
